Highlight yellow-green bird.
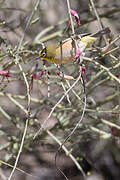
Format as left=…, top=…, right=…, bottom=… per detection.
left=40, top=27, right=110, bottom=64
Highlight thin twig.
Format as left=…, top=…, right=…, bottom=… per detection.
left=101, top=119, right=120, bottom=130
left=66, top=80, right=85, bottom=104
left=61, top=82, right=71, bottom=105
left=83, top=56, right=120, bottom=84
left=6, top=94, right=28, bottom=114
left=33, top=73, right=82, bottom=139
left=47, top=130, right=86, bottom=178
left=0, top=160, right=38, bottom=179
left=55, top=75, right=87, bottom=180
left=66, top=0, right=75, bottom=35
left=0, top=106, right=11, bottom=121
left=7, top=1, right=40, bottom=179
left=89, top=126, right=111, bottom=138
left=34, top=7, right=120, bottom=43
left=0, top=92, right=44, bottom=104
left=90, top=0, right=104, bottom=29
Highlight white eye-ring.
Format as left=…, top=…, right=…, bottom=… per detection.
left=40, top=48, right=47, bottom=57
left=42, top=52, right=46, bottom=57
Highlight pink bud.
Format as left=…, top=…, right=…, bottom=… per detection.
left=30, top=70, right=44, bottom=90
left=0, top=70, right=10, bottom=77
left=81, top=66, right=86, bottom=75
left=74, top=49, right=81, bottom=61
left=30, top=70, right=44, bottom=80
left=79, top=66, right=86, bottom=75
left=70, top=9, right=81, bottom=26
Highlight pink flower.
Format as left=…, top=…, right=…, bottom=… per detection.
left=70, top=9, right=81, bottom=26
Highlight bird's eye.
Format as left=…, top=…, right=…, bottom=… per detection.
left=40, top=48, right=47, bottom=57
left=42, top=52, right=46, bottom=57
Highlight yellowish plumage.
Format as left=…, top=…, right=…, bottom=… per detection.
left=81, top=36, right=97, bottom=47
left=40, top=36, right=97, bottom=64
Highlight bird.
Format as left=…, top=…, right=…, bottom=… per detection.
left=39, top=27, right=111, bottom=64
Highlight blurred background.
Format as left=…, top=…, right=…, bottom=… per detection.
left=0, top=0, right=120, bottom=179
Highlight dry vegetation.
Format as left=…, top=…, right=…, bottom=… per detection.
left=0, top=0, right=120, bottom=180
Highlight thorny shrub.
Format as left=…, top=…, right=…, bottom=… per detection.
left=0, top=0, right=120, bottom=180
